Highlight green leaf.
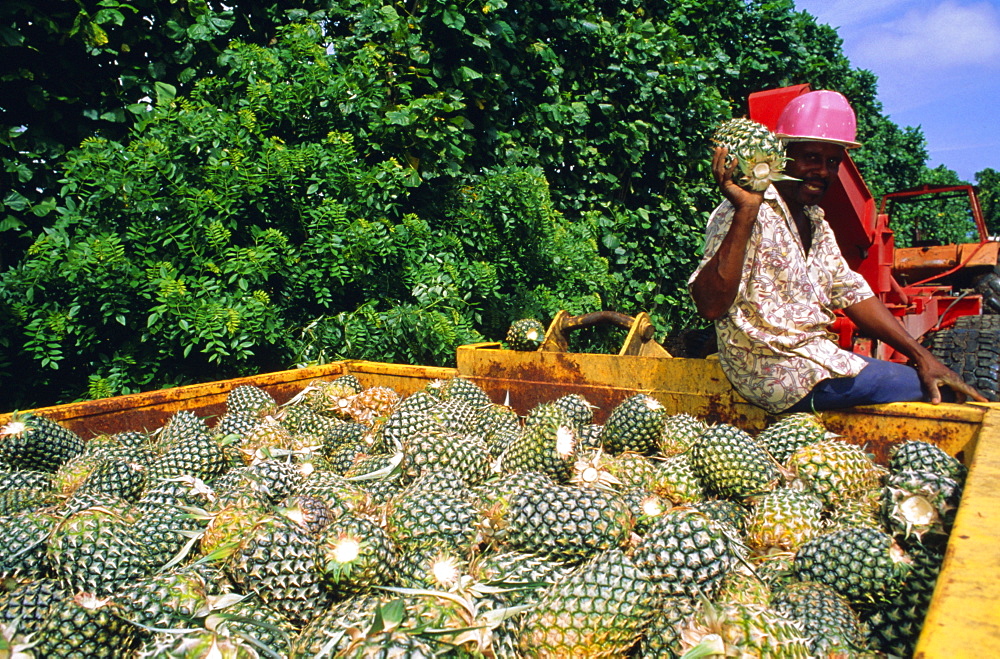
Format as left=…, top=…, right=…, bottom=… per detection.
left=154, top=82, right=177, bottom=106
left=442, top=6, right=466, bottom=30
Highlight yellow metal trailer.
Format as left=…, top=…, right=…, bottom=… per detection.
left=2, top=338, right=998, bottom=656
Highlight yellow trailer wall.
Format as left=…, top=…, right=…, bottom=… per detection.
left=2, top=348, right=998, bottom=655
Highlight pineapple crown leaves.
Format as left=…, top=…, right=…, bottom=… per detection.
left=342, top=451, right=405, bottom=482
left=204, top=602, right=290, bottom=659
left=0, top=617, right=38, bottom=659
left=158, top=528, right=207, bottom=572
left=710, top=118, right=800, bottom=192
left=570, top=449, right=623, bottom=491
left=369, top=588, right=492, bottom=652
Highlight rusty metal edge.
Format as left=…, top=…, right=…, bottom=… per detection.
left=915, top=404, right=1000, bottom=657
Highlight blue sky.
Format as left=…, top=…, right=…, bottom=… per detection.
left=792, top=0, right=1000, bottom=183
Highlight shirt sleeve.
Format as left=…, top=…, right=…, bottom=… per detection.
left=687, top=201, right=734, bottom=291
left=827, top=254, right=875, bottom=309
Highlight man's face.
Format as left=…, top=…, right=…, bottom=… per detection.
left=775, top=141, right=846, bottom=207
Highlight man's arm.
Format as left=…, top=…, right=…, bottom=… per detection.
left=691, top=147, right=765, bottom=320
left=842, top=296, right=986, bottom=403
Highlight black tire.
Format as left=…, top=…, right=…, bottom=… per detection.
left=973, top=264, right=1000, bottom=314
left=927, top=316, right=1000, bottom=401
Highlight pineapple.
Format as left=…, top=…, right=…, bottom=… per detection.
left=602, top=394, right=666, bottom=454
left=290, top=593, right=388, bottom=657
left=280, top=493, right=336, bottom=537
left=638, top=596, right=700, bottom=658
left=551, top=393, right=596, bottom=427
left=745, top=486, right=825, bottom=554
left=140, top=628, right=262, bottom=658
left=394, top=544, right=469, bottom=590
left=347, top=386, right=401, bottom=425
left=378, top=404, right=440, bottom=453
left=505, top=318, right=546, bottom=351
left=155, top=410, right=211, bottom=453
left=714, top=562, right=773, bottom=606
left=889, top=439, right=967, bottom=484
left=0, top=412, right=85, bottom=472
left=0, top=578, right=66, bottom=638
left=493, top=482, right=633, bottom=560
left=659, top=412, right=706, bottom=456
left=881, top=468, right=961, bottom=544
left=315, top=514, right=398, bottom=595
left=225, top=383, right=278, bottom=417
left=208, top=595, right=296, bottom=658
left=862, top=542, right=944, bottom=657
left=47, top=505, right=152, bottom=597
left=435, top=376, right=493, bottom=408
left=0, top=508, right=59, bottom=580
left=792, top=526, right=912, bottom=606
left=500, top=402, right=578, bottom=482
left=691, top=497, right=748, bottom=534
left=384, top=476, right=479, bottom=553
left=648, top=453, right=705, bottom=505
left=631, top=507, right=735, bottom=600
left=33, top=593, right=138, bottom=657
left=786, top=438, right=886, bottom=508
left=711, top=117, right=797, bottom=191
left=228, top=512, right=330, bottom=627
left=133, top=500, right=210, bottom=568
left=675, top=600, right=811, bottom=658
left=771, top=580, right=874, bottom=657
left=690, top=423, right=780, bottom=498
left=146, top=428, right=228, bottom=484
left=117, top=567, right=212, bottom=632
left=77, top=456, right=147, bottom=501
left=429, top=397, right=484, bottom=434
left=404, top=425, right=491, bottom=486
left=754, top=412, right=828, bottom=464
left=287, top=376, right=359, bottom=419
left=517, top=548, right=656, bottom=658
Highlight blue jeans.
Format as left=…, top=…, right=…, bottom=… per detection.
left=784, top=355, right=930, bottom=413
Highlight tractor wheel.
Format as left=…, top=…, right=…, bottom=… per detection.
left=973, top=264, right=1000, bottom=314
left=926, top=315, right=1000, bottom=401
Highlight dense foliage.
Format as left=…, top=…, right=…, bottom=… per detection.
left=0, top=0, right=973, bottom=408
left=977, top=168, right=1000, bottom=237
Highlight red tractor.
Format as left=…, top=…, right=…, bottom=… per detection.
left=747, top=85, right=1000, bottom=399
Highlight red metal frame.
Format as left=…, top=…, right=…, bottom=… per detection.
left=747, top=86, right=990, bottom=361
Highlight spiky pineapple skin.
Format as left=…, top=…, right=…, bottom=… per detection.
left=517, top=549, right=656, bottom=658
left=602, top=394, right=666, bottom=454
left=690, top=423, right=780, bottom=498
left=711, top=117, right=793, bottom=191
left=499, top=483, right=634, bottom=560
left=506, top=318, right=547, bottom=351
left=786, top=438, right=886, bottom=508
left=0, top=413, right=85, bottom=472
left=792, top=526, right=911, bottom=606
left=631, top=507, right=735, bottom=599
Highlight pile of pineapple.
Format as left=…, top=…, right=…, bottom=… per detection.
left=0, top=375, right=966, bottom=657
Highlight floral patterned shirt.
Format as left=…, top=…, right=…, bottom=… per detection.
left=688, top=186, right=874, bottom=413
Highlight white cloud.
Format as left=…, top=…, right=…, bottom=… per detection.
left=853, top=1, right=1000, bottom=70
left=795, top=0, right=910, bottom=29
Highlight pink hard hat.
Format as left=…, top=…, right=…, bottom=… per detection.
left=775, top=90, right=860, bottom=149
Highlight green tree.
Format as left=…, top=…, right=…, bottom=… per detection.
left=0, top=0, right=326, bottom=269
left=977, top=168, right=1000, bottom=237
left=0, top=0, right=956, bottom=409
left=0, top=21, right=613, bottom=408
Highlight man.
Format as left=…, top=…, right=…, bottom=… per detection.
left=688, top=90, right=984, bottom=414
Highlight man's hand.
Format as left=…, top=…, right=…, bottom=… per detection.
left=845, top=297, right=988, bottom=404
left=712, top=146, right=765, bottom=209
left=913, top=355, right=988, bottom=404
